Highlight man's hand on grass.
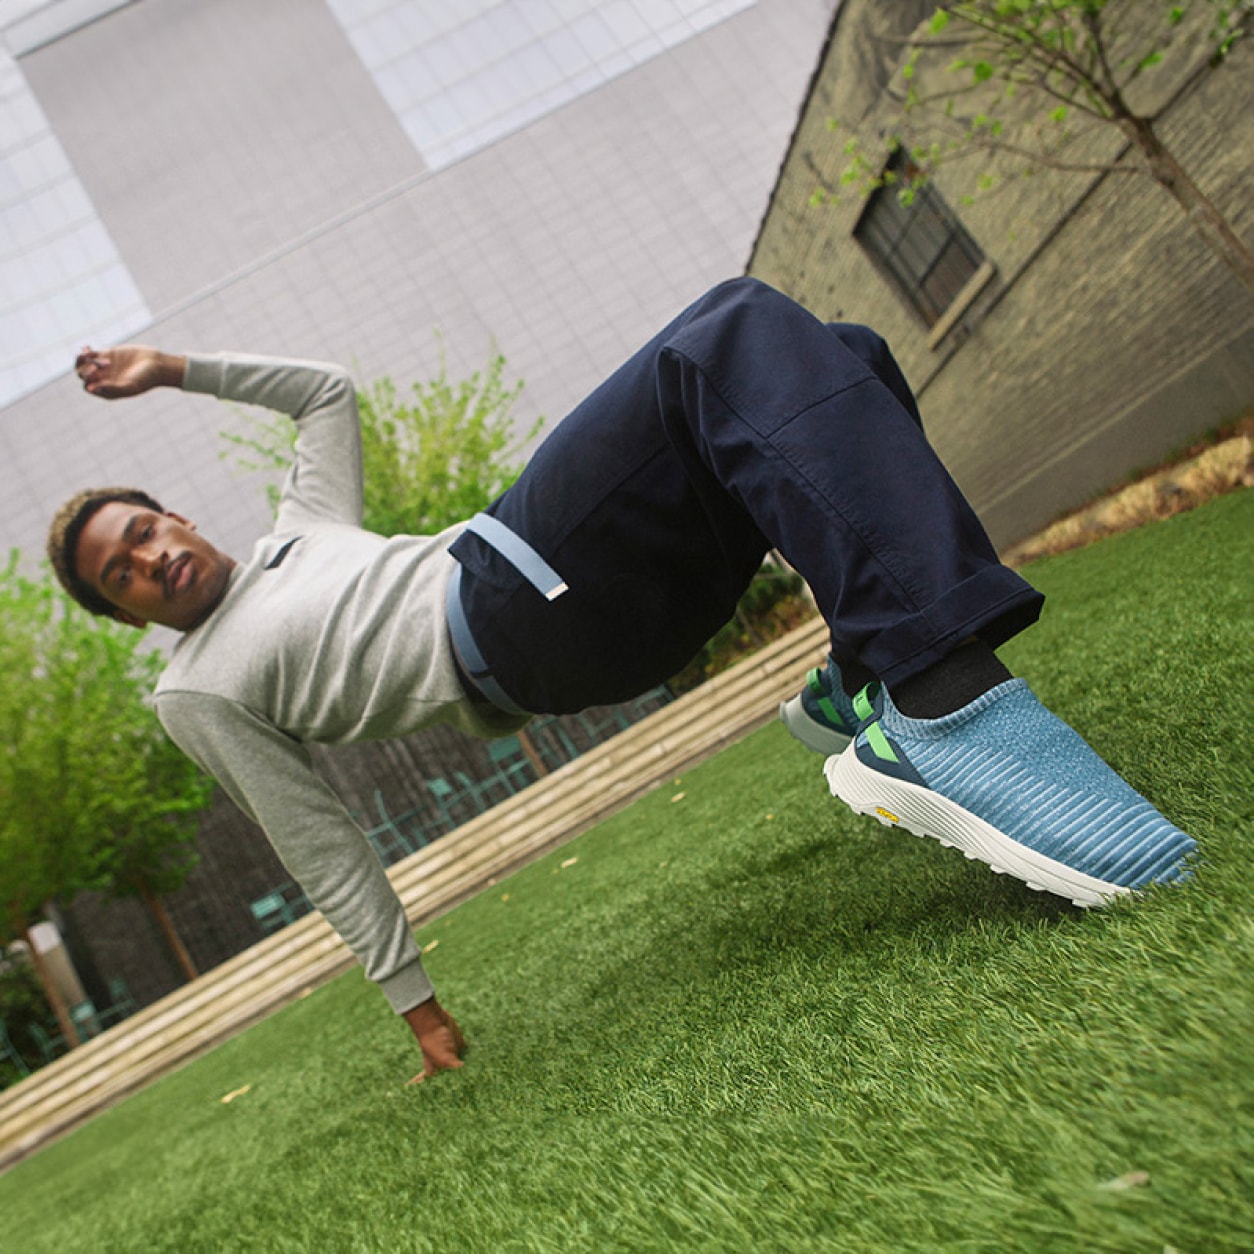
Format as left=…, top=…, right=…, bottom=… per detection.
left=404, top=997, right=467, bottom=1083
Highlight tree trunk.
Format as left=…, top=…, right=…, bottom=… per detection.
left=138, top=883, right=199, bottom=982
left=23, top=922, right=80, bottom=1050
left=1121, top=113, right=1254, bottom=293
left=515, top=727, right=548, bottom=778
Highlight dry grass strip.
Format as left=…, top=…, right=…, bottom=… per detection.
left=1003, top=427, right=1253, bottom=567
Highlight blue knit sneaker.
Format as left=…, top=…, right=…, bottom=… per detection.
left=824, top=680, right=1197, bottom=907
left=779, top=657, right=861, bottom=756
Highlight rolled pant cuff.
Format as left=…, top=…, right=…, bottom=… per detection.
left=857, top=566, right=1044, bottom=689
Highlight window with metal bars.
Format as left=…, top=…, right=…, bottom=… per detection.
left=853, top=152, right=985, bottom=327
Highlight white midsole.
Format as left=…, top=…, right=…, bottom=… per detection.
left=779, top=694, right=852, bottom=757
left=824, top=745, right=1129, bottom=908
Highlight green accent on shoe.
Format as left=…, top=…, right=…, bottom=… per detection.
left=853, top=684, right=877, bottom=723
left=805, top=666, right=850, bottom=731
left=817, top=696, right=844, bottom=727
left=864, top=720, right=900, bottom=763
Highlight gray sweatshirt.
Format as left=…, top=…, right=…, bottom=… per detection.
left=154, top=353, right=524, bottom=1013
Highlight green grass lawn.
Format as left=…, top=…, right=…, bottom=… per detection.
left=3, top=491, right=1251, bottom=1253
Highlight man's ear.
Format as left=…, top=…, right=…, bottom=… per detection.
left=113, top=609, right=149, bottom=630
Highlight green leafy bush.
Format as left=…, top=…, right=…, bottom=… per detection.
left=222, top=341, right=542, bottom=536
left=0, top=954, right=46, bottom=1086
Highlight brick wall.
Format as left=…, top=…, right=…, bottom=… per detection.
left=750, top=0, right=1254, bottom=547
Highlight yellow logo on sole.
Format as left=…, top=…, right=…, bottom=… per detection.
left=875, top=806, right=900, bottom=824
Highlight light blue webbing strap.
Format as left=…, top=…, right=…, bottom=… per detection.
left=444, top=513, right=571, bottom=717
left=445, top=566, right=532, bottom=717
left=463, top=512, right=569, bottom=602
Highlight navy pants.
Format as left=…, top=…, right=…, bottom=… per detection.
left=449, top=278, right=1042, bottom=715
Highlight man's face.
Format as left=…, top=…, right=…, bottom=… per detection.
left=75, top=501, right=236, bottom=631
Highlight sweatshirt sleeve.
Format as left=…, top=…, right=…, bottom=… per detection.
left=182, top=352, right=364, bottom=532
left=155, top=690, right=434, bottom=1015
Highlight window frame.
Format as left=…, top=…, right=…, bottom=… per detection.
left=853, top=152, right=988, bottom=332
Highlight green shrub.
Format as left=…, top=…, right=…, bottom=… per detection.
left=0, top=955, right=45, bottom=1086
left=221, top=341, right=541, bottom=536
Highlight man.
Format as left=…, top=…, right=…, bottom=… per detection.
left=48, top=279, right=1195, bottom=1081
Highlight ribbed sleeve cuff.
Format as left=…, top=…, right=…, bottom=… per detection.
left=379, top=957, right=436, bottom=1014
left=182, top=354, right=226, bottom=397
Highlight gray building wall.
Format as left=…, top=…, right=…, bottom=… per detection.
left=0, top=0, right=835, bottom=1010
left=750, top=0, right=1254, bottom=547
left=2, top=0, right=834, bottom=567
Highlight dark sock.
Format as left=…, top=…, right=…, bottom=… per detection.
left=838, top=658, right=877, bottom=701
left=888, top=639, right=1011, bottom=719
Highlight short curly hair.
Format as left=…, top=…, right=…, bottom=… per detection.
left=47, top=487, right=167, bottom=618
